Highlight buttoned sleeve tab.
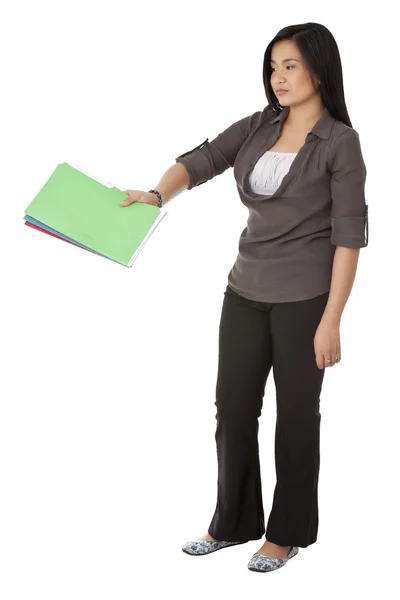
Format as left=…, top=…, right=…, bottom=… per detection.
left=174, top=113, right=253, bottom=190
left=329, top=129, right=369, bottom=248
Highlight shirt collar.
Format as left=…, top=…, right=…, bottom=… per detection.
left=268, top=105, right=334, bottom=139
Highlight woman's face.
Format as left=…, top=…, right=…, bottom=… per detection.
left=270, top=39, right=319, bottom=107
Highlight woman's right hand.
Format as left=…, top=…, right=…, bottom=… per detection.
left=120, top=190, right=160, bottom=207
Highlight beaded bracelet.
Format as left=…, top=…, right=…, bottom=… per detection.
left=148, top=189, right=163, bottom=208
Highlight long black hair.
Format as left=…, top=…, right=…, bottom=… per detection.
left=263, top=22, right=352, bottom=128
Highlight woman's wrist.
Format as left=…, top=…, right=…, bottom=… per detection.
left=147, top=189, right=163, bottom=208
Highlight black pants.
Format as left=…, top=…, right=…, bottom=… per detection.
left=208, top=284, right=330, bottom=548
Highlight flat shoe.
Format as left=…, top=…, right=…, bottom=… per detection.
left=182, top=538, right=248, bottom=555
left=247, top=545, right=299, bottom=572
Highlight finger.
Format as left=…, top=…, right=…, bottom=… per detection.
left=315, top=352, right=325, bottom=370
left=120, top=197, right=136, bottom=206
left=334, top=347, right=340, bottom=363
left=332, top=344, right=340, bottom=364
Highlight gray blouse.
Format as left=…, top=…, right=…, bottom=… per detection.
left=175, top=104, right=369, bottom=303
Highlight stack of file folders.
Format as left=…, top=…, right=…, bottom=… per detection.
left=23, top=162, right=167, bottom=267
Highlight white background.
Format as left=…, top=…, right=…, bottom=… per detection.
left=1, top=1, right=398, bottom=598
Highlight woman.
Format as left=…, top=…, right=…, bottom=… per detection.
left=121, top=22, right=369, bottom=573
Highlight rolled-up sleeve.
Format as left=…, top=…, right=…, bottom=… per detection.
left=329, top=129, right=369, bottom=248
left=174, top=112, right=256, bottom=190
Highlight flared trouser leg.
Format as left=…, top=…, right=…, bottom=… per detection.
left=208, top=284, right=329, bottom=547
left=208, top=285, right=273, bottom=542
left=265, top=291, right=329, bottom=547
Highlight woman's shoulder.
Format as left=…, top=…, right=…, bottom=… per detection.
left=330, top=120, right=360, bottom=142
left=244, top=104, right=277, bottom=135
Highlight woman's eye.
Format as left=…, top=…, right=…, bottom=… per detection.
left=271, top=66, right=294, bottom=71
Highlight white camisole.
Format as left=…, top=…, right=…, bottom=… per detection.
left=248, top=150, right=298, bottom=196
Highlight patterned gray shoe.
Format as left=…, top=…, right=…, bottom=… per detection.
left=182, top=538, right=248, bottom=555
left=247, top=545, right=299, bottom=572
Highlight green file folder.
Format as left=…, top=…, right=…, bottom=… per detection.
left=23, top=162, right=167, bottom=267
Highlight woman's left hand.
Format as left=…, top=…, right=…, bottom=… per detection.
left=314, top=318, right=341, bottom=369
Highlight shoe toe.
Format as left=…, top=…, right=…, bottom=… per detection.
left=247, top=553, right=284, bottom=572
left=182, top=538, right=244, bottom=555
left=182, top=539, right=219, bottom=555
left=247, top=546, right=299, bottom=572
